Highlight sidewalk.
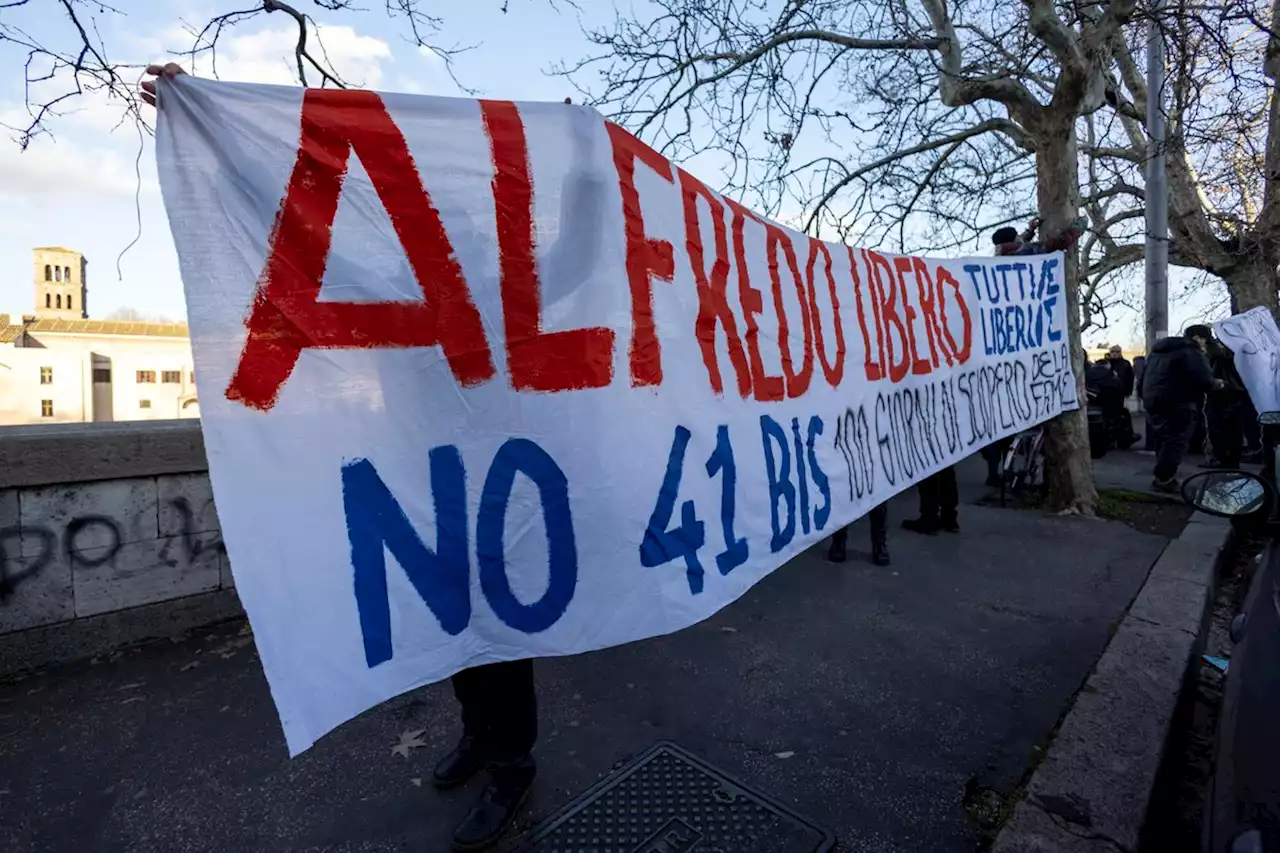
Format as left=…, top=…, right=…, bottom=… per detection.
left=0, top=456, right=1174, bottom=853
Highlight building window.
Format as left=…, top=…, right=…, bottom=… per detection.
left=64, top=266, right=71, bottom=282
left=189, top=371, right=197, bottom=385
left=138, top=400, right=152, bottom=410
left=40, top=400, right=52, bottom=418
left=39, top=366, right=52, bottom=384
left=44, top=264, right=51, bottom=282
left=45, top=293, right=51, bottom=308
left=92, top=368, right=111, bottom=383
left=54, top=267, right=61, bottom=282
left=136, top=370, right=155, bottom=384
left=162, top=370, right=182, bottom=384
left=55, top=294, right=61, bottom=309
left=67, top=294, right=73, bottom=311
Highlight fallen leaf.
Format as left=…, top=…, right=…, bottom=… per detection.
left=121, top=697, right=144, bottom=705
left=774, top=751, right=795, bottom=759
left=410, top=778, right=423, bottom=788
left=391, top=728, right=428, bottom=758
left=180, top=661, right=201, bottom=672
left=720, top=626, right=738, bottom=633
left=117, top=682, right=144, bottom=692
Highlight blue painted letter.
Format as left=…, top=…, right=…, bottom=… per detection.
left=342, top=451, right=471, bottom=668
left=477, top=438, right=578, bottom=633
left=761, top=415, right=796, bottom=552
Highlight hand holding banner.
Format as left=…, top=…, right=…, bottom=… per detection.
left=155, top=75, right=1078, bottom=755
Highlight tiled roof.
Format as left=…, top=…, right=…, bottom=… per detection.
left=22, top=317, right=189, bottom=338
left=33, top=246, right=78, bottom=253
left=0, top=324, right=22, bottom=343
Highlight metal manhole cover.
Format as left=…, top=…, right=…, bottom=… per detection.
left=509, top=742, right=835, bottom=853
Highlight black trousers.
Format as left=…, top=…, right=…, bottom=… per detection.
left=981, top=437, right=1013, bottom=479
left=917, top=465, right=958, bottom=525
left=451, top=659, right=537, bottom=765
left=1206, top=396, right=1245, bottom=468
left=830, top=503, right=888, bottom=550
left=1149, top=406, right=1197, bottom=482
left=1243, top=397, right=1262, bottom=452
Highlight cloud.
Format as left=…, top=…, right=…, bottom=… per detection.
left=0, top=129, right=156, bottom=201
left=188, top=22, right=393, bottom=89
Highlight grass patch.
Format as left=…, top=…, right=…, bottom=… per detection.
left=1095, top=487, right=1192, bottom=537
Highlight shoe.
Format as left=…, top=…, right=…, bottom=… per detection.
left=1198, top=458, right=1224, bottom=469
left=1151, top=477, right=1179, bottom=494
left=940, top=518, right=960, bottom=533
left=871, top=543, right=891, bottom=566
left=827, top=538, right=847, bottom=564
left=433, top=735, right=487, bottom=790
left=901, top=518, right=939, bottom=535
left=451, top=760, right=535, bottom=852
left=984, top=474, right=1003, bottom=488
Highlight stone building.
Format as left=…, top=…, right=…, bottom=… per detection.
left=0, top=248, right=197, bottom=425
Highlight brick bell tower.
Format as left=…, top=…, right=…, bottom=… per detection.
left=33, top=247, right=87, bottom=319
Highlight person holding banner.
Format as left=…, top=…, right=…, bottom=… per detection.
left=142, top=63, right=540, bottom=853
left=1189, top=325, right=1248, bottom=470
left=826, top=503, right=891, bottom=566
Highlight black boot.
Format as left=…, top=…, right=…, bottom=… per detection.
left=901, top=517, right=939, bottom=535
left=451, top=757, right=536, bottom=852
left=871, top=540, right=891, bottom=566
left=433, top=735, right=487, bottom=790
left=939, top=515, right=960, bottom=534
left=826, top=528, right=848, bottom=563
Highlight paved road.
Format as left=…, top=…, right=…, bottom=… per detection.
left=0, top=457, right=1169, bottom=853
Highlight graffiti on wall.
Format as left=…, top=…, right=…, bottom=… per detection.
left=0, top=496, right=225, bottom=602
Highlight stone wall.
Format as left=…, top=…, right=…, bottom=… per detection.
left=0, top=420, right=238, bottom=672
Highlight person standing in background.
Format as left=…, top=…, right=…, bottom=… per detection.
left=827, top=504, right=890, bottom=566
left=902, top=467, right=960, bottom=534
left=1106, top=346, right=1135, bottom=400
left=1188, top=325, right=1248, bottom=470
left=1141, top=326, right=1220, bottom=492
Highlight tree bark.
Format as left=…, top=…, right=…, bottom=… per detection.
left=1035, top=119, right=1098, bottom=514
left=1222, top=254, right=1280, bottom=316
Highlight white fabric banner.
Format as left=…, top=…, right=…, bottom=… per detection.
left=1215, top=306, right=1280, bottom=415
left=155, top=76, right=1079, bottom=755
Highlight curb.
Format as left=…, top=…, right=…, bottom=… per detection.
left=990, top=511, right=1231, bottom=853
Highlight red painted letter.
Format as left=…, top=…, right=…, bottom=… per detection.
left=726, top=200, right=784, bottom=402
left=807, top=239, right=846, bottom=388
left=483, top=101, right=614, bottom=392
left=893, top=256, right=931, bottom=376
left=867, top=251, right=909, bottom=382
left=848, top=247, right=882, bottom=381
left=935, top=266, right=973, bottom=363
left=607, top=123, right=675, bottom=387
left=225, top=89, right=494, bottom=412
left=680, top=170, right=752, bottom=397
left=911, top=258, right=952, bottom=367
left=766, top=225, right=813, bottom=398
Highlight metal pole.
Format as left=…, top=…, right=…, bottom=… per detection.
left=1145, top=0, right=1169, bottom=353
left=1142, top=0, right=1168, bottom=450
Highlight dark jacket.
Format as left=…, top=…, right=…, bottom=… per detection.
left=1013, top=216, right=1089, bottom=255
left=1086, top=362, right=1124, bottom=414
left=1141, top=336, right=1215, bottom=411
left=1106, top=356, right=1135, bottom=398
left=1205, top=340, right=1247, bottom=400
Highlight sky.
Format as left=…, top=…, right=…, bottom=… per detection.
left=0, top=0, right=1223, bottom=346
